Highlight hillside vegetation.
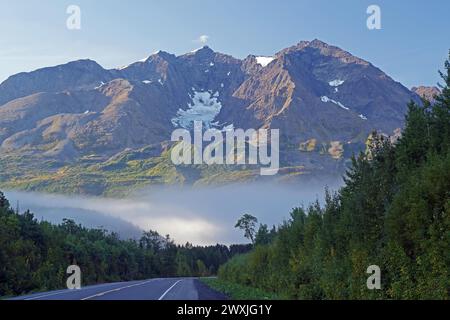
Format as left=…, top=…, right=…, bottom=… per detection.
left=217, top=55, right=450, bottom=299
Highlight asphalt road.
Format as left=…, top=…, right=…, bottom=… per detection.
left=10, top=278, right=228, bottom=300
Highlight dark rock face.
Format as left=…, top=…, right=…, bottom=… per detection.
left=0, top=40, right=420, bottom=186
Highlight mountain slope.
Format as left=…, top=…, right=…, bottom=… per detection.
left=412, top=86, right=441, bottom=103
left=0, top=59, right=114, bottom=106
left=0, top=40, right=421, bottom=195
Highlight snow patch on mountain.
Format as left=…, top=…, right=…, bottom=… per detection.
left=329, top=79, right=345, bottom=87
left=171, top=91, right=222, bottom=129
left=329, top=79, right=345, bottom=93
left=116, top=64, right=130, bottom=70
left=256, top=56, right=275, bottom=67
left=321, top=96, right=349, bottom=111
left=142, top=80, right=152, bottom=84
left=116, top=56, right=150, bottom=70
left=222, top=123, right=235, bottom=132
left=94, top=82, right=106, bottom=90
left=139, top=56, right=150, bottom=63
left=359, top=114, right=368, bottom=120
left=321, top=96, right=332, bottom=103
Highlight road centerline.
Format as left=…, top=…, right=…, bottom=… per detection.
left=158, top=280, right=183, bottom=300
left=80, top=279, right=155, bottom=300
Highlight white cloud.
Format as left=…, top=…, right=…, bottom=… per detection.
left=196, top=35, right=209, bottom=45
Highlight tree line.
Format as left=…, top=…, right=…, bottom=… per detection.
left=219, top=54, right=450, bottom=300
left=0, top=196, right=251, bottom=297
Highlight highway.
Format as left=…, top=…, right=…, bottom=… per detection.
left=10, top=278, right=228, bottom=300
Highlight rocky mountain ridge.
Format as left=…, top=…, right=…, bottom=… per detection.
left=0, top=40, right=422, bottom=195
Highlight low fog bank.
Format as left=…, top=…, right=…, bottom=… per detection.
left=5, top=180, right=342, bottom=245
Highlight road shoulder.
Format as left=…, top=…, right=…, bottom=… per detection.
left=195, top=279, right=229, bottom=300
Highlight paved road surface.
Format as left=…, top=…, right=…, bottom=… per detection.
left=10, top=278, right=227, bottom=300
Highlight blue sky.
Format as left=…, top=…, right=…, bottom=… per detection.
left=0, top=0, right=448, bottom=88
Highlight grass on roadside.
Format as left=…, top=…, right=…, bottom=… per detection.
left=201, top=278, right=281, bottom=300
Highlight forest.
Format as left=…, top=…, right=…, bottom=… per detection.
left=218, top=54, right=450, bottom=300
left=0, top=196, right=250, bottom=297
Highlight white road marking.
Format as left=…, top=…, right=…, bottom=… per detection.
left=81, top=280, right=155, bottom=300
left=158, top=280, right=182, bottom=300
left=24, top=290, right=71, bottom=301
left=22, top=282, right=123, bottom=300
left=19, top=278, right=185, bottom=301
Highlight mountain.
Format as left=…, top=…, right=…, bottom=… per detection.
left=0, top=60, right=114, bottom=106
left=0, top=40, right=420, bottom=196
left=412, top=86, right=441, bottom=103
